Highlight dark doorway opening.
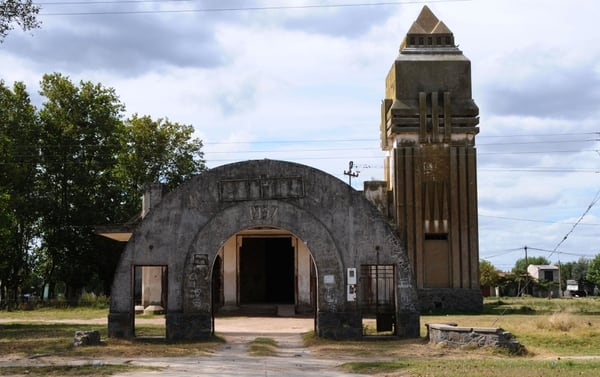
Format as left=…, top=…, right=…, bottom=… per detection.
left=240, top=237, right=294, bottom=304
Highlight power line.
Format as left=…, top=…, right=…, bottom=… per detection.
left=480, top=248, right=523, bottom=259
left=481, top=132, right=600, bottom=138
left=37, top=0, right=471, bottom=16
left=478, top=139, right=599, bottom=146
left=479, top=214, right=600, bottom=227
left=37, top=0, right=192, bottom=5
left=527, top=247, right=597, bottom=259
left=547, top=189, right=600, bottom=259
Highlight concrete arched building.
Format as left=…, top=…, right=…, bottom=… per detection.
left=108, top=160, right=420, bottom=339
left=104, top=6, right=482, bottom=340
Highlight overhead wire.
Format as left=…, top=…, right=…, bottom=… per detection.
left=35, top=0, right=472, bottom=16
left=546, top=189, right=600, bottom=260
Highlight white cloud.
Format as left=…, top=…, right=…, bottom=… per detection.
left=1, top=0, right=599, bottom=270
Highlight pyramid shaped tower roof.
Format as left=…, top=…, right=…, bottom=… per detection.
left=401, top=5, right=456, bottom=52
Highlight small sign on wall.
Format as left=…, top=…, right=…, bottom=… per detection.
left=347, top=268, right=357, bottom=285
left=347, top=284, right=357, bottom=302
left=323, top=275, right=335, bottom=285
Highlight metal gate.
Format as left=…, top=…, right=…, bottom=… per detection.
left=360, top=264, right=395, bottom=332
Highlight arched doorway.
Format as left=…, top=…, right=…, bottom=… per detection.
left=211, top=227, right=316, bottom=321
left=108, top=160, right=420, bottom=340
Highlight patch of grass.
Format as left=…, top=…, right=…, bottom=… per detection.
left=247, top=337, right=278, bottom=356
left=422, top=312, right=600, bottom=356
left=134, top=323, right=166, bottom=337
left=536, top=312, right=578, bottom=331
left=0, top=307, right=108, bottom=321
left=0, top=323, right=222, bottom=358
left=342, top=358, right=600, bottom=377
left=303, top=331, right=428, bottom=358
left=402, top=358, right=600, bottom=377
left=0, top=364, right=156, bottom=376
left=362, top=320, right=395, bottom=336
left=483, top=297, right=600, bottom=315
left=341, top=360, right=408, bottom=374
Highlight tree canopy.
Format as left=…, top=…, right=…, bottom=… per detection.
left=0, top=0, right=40, bottom=42
left=0, top=74, right=206, bottom=305
left=561, top=257, right=590, bottom=282
left=586, top=254, right=600, bottom=286
left=479, top=260, right=499, bottom=287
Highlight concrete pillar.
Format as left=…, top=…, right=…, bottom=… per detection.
left=222, top=237, right=238, bottom=309
left=296, top=240, right=312, bottom=313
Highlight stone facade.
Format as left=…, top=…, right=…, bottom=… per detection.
left=108, top=160, right=420, bottom=340
left=427, top=323, right=524, bottom=354
left=379, top=6, right=482, bottom=311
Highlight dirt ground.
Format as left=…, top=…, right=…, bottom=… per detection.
left=0, top=316, right=376, bottom=377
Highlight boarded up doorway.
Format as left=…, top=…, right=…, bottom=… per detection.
left=240, top=237, right=294, bottom=304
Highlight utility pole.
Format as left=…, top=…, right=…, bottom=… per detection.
left=343, top=161, right=360, bottom=187
left=557, top=256, right=562, bottom=298
left=523, top=245, right=529, bottom=296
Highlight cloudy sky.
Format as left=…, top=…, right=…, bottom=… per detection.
left=1, top=0, right=599, bottom=271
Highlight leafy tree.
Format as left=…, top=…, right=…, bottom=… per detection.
left=512, top=256, right=551, bottom=274
left=0, top=0, right=40, bottom=42
left=36, top=73, right=126, bottom=301
left=560, top=257, right=590, bottom=286
left=586, top=254, right=600, bottom=286
left=114, top=114, right=206, bottom=217
left=479, top=260, right=499, bottom=288
left=0, top=73, right=207, bottom=303
left=0, top=80, right=40, bottom=306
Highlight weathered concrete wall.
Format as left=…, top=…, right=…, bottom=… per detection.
left=108, top=159, right=420, bottom=340
left=427, top=323, right=524, bottom=354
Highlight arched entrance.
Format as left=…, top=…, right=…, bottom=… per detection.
left=212, top=227, right=316, bottom=318
left=108, top=160, right=420, bottom=340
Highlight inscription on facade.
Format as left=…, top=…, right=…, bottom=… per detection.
left=187, top=254, right=209, bottom=310
left=220, top=176, right=304, bottom=202
left=250, top=205, right=278, bottom=221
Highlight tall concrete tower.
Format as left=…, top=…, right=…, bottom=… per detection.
left=380, top=6, right=482, bottom=311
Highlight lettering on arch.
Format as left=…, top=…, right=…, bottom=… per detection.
left=219, top=176, right=304, bottom=202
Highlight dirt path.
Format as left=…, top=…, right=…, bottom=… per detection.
left=0, top=317, right=369, bottom=376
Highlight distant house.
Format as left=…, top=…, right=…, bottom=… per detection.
left=566, top=279, right=579, bottom=292
left=527, top=265, right=560, bottom=297
left=565, top=279, right=596, bottom=297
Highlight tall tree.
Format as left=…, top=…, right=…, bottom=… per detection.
left=1, top=73, right=208, bottom=302
left=0, top=0, right=40, bottom=42
left=37, top=73, right=125, bottom=301
left=114, top=114, right=206, bottom=217
left=561, top=257, right=590, bottom=282
left=586, top=254, right=600, bottom=287
left=0, top=80, right=40, bottom=306
left=479, top=260, right=499, bottom=288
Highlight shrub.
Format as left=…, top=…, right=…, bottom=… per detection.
left=536, top=312, right=578, bottom=332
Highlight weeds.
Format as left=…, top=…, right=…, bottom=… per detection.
left=247, top=337, right=278, bottom=356
left=536, top=312, right=578, bottom=332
